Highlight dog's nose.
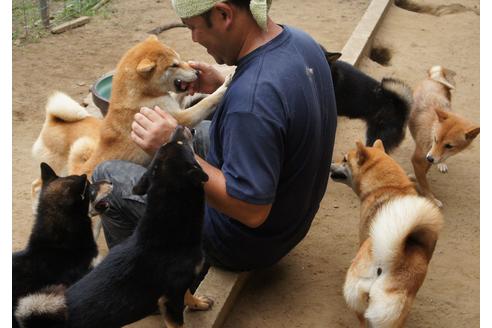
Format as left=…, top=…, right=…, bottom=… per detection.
left=426, top=155, right=434, bottom=163
left=190, top=128, right=196, bottom=136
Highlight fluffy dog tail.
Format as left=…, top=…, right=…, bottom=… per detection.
left=366, top=78, right=413, bottom=153
left=15, top=285, right=67, bottom=328
left=363, top=195, right=443, bottom=326
left=31, top=92, right=90, bottom=165
left=45, top=91, right=90, bottom=123
left=371, top=195, right=443, bottom=272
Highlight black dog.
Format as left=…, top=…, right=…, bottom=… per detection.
left=13, top=163, right=109, bottom=327
left=16, top=126, right=213, bottom=328
left=322, top=47, right=412, bottom=153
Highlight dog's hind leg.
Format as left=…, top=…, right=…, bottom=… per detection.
left=92, top=216, right=103, bottom=241
left=184, top=289, right=213, bottom=311
left=365, top=122, right=403, bottom=154
left=162, top=294, right=185, bottom=328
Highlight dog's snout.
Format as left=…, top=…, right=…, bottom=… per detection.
left=426, top=155, right=434, bottom=163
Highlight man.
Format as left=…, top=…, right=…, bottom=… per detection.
left=93, top=0, right=337, bottom=272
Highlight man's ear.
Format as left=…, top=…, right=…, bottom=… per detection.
left=137, top=58, right=156, bottom=75
left=213, top=2, right=234, bottom=28
left=132, top=171, right=151, bottom=195
left=373, top=139, right=385, bottom=152
left=355, top=141, right=369, bottom=166
left=465, top=126, right=480, bottom=140
left=40, top=162, right=58, bottom=184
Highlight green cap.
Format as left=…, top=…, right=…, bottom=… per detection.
left=171, top=0, right=272, bottom=31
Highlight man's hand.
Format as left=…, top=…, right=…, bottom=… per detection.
left=187, top=61, right=225, bottom=95
left=131, top=106, right=177, bottom=155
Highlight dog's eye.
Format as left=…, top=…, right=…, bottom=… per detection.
left=444, top=144, right=453, bottom=149
left=171, top=63, right=179, bottom=68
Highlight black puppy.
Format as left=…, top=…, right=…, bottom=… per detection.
left=16, top=126, right=213, bottom=328
left=13, top=163, right=109, bottom=327
left=322, top=47, right=412, bottom=153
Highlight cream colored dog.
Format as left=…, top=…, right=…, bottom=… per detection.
left=409, top=65, right=479, bottom=207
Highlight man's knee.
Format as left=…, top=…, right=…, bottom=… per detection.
left=92, top=160, right=122, bottom=182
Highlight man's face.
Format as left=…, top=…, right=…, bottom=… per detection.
left=182, top=12, right=234, bottom=65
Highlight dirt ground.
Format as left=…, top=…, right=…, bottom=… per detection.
left=12, top=0, right=480, bottom=327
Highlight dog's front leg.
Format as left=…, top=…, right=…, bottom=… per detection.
left=174, top=73, right=233, bottom=127
left=184, top=289, right=214, bottom=311
left=412, top=147, right=443, bottom=208
left=159, top=295, right=184, bottom=328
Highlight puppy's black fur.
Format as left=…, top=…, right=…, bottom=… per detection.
left=13, top=163, right=98, bottom=327
left=16, top=126, right=209, bottom=328
left=322, top=47, right=412, bottom=153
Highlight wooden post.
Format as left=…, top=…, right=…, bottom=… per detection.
left=38, top=0, right=50, bottom=28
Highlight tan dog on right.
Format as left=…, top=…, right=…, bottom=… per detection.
left=330, top=140, right=443, bottom=328
left=409, top=65, right=479, bottom=207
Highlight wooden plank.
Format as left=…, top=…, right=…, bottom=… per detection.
left=185, top=268, right=250, bottom=328
left=50, top=16, right=91, bottom=34
left=340, top=0, right=392, bottom=66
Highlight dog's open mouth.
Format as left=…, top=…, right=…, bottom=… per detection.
left=330, top=171, right=348, bottom=181
left=94, top=199, right=110, bottom=213
left=174, top=79, right=191, bottom=93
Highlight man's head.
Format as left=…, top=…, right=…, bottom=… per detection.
left=171, top=0, right=272, bottom=65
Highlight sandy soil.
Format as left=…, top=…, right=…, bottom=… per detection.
left=12, top=0, right=479, bottom=327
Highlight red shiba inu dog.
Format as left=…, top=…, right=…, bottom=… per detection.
left=330, top=140, right=443, bottom=327
left=409, top=65, right=479, bottom=207
left=31, top=34, right=230, bottom=195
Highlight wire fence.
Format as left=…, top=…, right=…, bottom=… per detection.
left=13, top=0, right=102, bottom=42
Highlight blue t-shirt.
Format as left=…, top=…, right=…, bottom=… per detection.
left=204, top=26, right=337, bottom=271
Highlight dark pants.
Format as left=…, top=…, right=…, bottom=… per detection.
left=92, top=122, right=239, bottom=290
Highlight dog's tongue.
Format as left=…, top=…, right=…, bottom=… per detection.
left=180, top=81, right=189, bottom=91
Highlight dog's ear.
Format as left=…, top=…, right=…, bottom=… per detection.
left=355, top=141, right=369, bottom=166
left=318, top=44, right=342, bottom=64
left=74, top=175, right=88, bottom=199
left=137, top=58, right=156, bottom=75
left=146, top=35, right=159, bottom=42
left=187, top=166, right=209, bottom=183
left=430, top=66, right=455, bottom=89
left=443, top=68, right=457, bottom=88
left=325, top=52, right=342, bottom=64
left=372, top=139, right=385, bottom=152
left=465, top=126, right=480, bottom=140
left=435, top=108, right=449, bottom=122
left=40, top=162, right=58, bottom=184
left=132, top=172, right=151, bottom=195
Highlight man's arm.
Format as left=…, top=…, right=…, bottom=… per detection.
left=195, top=155, right=272, bottom=228
left=131, top=105, right=271, bottom=229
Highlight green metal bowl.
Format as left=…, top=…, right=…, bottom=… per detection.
left=91, top=71, right=113, bottom=116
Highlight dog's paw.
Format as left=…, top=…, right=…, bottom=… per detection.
left=437, top=163, right=448, bottom=173
left=431, top=196, right=443, bottom=208
left=223, top=73, right=234, bottom=87
left=186, top=295, right=214, bottom=311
